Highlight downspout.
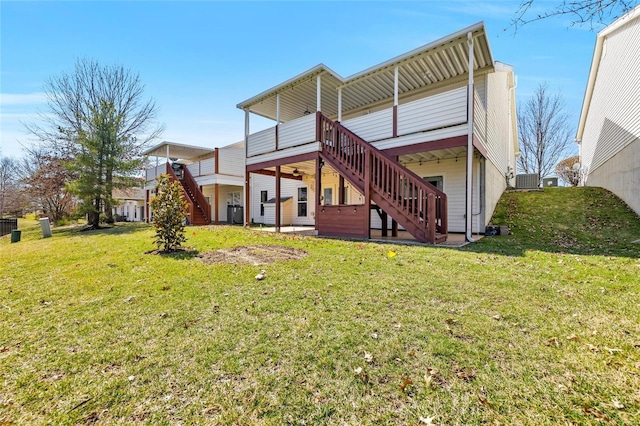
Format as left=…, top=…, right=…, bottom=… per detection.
left=465, top=31, right=475, bottom=242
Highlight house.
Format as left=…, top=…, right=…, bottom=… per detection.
left=237, top=22, right=518, bottom=243
left=576, top=5, right=640, bottom=215
left=143, top=141, right=245, bottom=224
left=112, top=187, right=145, bottom=222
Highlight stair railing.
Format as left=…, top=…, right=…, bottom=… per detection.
left=317, top=112, right=447, bottom=242
left=165, top=163, right=194, bottom=224
left=181, top=166, right=211, bottom=223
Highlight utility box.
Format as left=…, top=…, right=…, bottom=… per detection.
left=40, top=217, right=52, bottom=238
left=226, top=205, right=244, bottom=225
left=542, top=177, right=558, bottom=187
left=10, top=229, right=21, bottom=243
left=516, top=174, right=539, bottom=189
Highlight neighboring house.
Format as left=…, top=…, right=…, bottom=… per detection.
left=143, top=141, right=245, bottom=225
left=576, top=5, right=640, bottom=215
left=112, top=187, right=145, bottom=222
left=237, top=22, right=518, bottom=243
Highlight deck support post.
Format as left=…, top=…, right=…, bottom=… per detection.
left=392, top=219, right=398, bottom=237
left=393, top=66, right=399, bottom=137
left=214, top=184, right=219, bottom=224
left=145, top=189, right=150, bottom=223
left=315, top=156, right=322, bottom=230
left=465, top=31, right=475, bottom=242
left=245, top=169, right=251, bottom=227
left=364, top=149, right=371, bottom=239
left=275, top=166, right=281, bottom=233
left=381, top=212, right=388, bottom=237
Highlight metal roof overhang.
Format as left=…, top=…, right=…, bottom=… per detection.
left=142, top=141, right=215, bottom=160
left=237, top=22, right=494, bottom=123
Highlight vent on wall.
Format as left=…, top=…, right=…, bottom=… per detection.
left=516, top=174, right=539, bottom=189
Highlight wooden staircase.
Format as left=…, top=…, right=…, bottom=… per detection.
left=316, top=112, right=447, bottom=244
left=165, top=163, right=211, bottom=226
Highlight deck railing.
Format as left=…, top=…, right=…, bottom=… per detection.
left=317, top=112, right=447, bottom=243
left=165, top=163, right=194, bottom=224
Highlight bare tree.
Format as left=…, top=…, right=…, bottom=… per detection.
left=0, top=157, right=26, bottom=217
left=20, top=148, right=76, bottom=223
left=517, top=83, right=574, bottom=187
left=26, top=58, right=163, bottom=229
left=511, top=0, right=638, bottom=30
left=556, top=155, right=582, bottom=186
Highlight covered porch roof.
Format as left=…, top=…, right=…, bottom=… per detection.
left=142, top=141, right=215, bottom=161
left=237, top=21, right=494, bottom=123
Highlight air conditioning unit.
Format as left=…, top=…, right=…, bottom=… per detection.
left=516, top=174, right=539, bottom=189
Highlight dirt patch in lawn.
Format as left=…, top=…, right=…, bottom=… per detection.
left=198, top=245, right=308, bottom=266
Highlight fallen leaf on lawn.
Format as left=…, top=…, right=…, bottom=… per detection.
left=418, top=415, right=436, bottom=425
left=370, top=332, right=378, bottom=339
left=605, top=347, right=622, bottom=354
left=387, top=250, right=396, bottom=258
left=583, top=404, right=609, bottom=421
left=445, top=318, right=457, bottom=324
left=364, top=352, right=374, bottom=363
left=566, top=334, right=579, bottom=341
left=612, top=400, right=625, bottom=409
left=478, top=396, right=493, bottom=409
left=587, top=344, right=599, bottom=352
left=399, top=377, right=413, bottom=391
left=545, top=337, right=560, bottom=347
left=354, top=367, right=363, bottom=374
left=492, top=314, right=501, bottom=320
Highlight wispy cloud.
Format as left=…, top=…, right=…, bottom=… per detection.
left=0, top=92, right=47, bottom=106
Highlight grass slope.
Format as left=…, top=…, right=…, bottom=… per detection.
left=1, top=187, right=639, bottom=425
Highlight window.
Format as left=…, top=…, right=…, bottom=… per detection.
left=297, top=187, right=307, bottom=217
left=423, top=176, right=444, bottom=191
left=323, top=188, right=332, bottom=206
left=260, top=190, right=268, bottom=216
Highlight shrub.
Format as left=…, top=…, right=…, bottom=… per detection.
left=149, top=174, right=189, bottom=252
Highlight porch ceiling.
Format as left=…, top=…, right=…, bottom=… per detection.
left=143, top=141, right=214, bottom=161
left=237, top=21, right=493, bottom=123
left=398, top=146, right=467, bottom=165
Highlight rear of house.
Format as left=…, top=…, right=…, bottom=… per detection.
left=143, top=141, right=245, bottom=225
left=238, top=22, right=517, bottom=243
left=576, top=6, right=640, bottom=215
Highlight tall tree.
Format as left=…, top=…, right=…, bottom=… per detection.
left=517, top=83, right=574, bottom=187
left=511, top=0, right=638, bottom=30
left=26, top=58, right=162, bottom=228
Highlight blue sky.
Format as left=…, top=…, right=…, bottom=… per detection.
left=1, top=1, right=603, bottom=159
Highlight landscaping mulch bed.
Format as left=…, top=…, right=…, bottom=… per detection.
left=197, top=244, right=308, bottom=265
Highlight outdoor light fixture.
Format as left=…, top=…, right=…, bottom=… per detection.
left=303, top=107, right=311, bottom=115
left=292, top=168, right=301, bottom=176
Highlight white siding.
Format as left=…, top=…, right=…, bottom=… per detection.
left=397, top=86, right=467, bottom=135
left=278, top=114, right=317, bottom=149
left=482, top=71, right=513, bottom=177
left=249, top=173, right=316, bottom=226
left=247, top=127, right=276, bottom=157
left=581, top=16, right=640, bottom=178
left=217, top=147, right=245, bottom=176
left=342, top=108, right=393, bottom=141
left=145, top=164, right=166, bottom=183
left=484, top=159, right=506, bottom=228
left=201, top=184, right=244, bottom=223
left=246, top=142, right=322, bottom=166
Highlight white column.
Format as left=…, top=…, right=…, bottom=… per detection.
left=337, top=86, right=342, bottom=122
left=465, top=32, right=475, bottom=242
left=166, top=145, right=169, bottom=163
left=276, top=93, right=280, bottom=124
left=316, top=74, right=322, bottom=112
left=394, top=66, right=399, bottom=106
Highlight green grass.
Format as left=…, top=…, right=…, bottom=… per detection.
left=1, top=187, right=639, bottom=425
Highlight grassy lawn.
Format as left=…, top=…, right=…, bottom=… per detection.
left=1, top=187, right=639, bottom=425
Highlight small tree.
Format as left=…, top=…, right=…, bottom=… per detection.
left=556, top=155, right=582, bottom=186
left=150, top=174, right=188, bottom=252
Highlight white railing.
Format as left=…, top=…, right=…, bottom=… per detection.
left=342, top=108, right=393, bottom=142
left=247, top=126, right=276, bottom=157
left=278, top=114, right=317, bottom=149
left=397, top=86, right=467, bottom=135
left=145, top=164, right=166, bottom=182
